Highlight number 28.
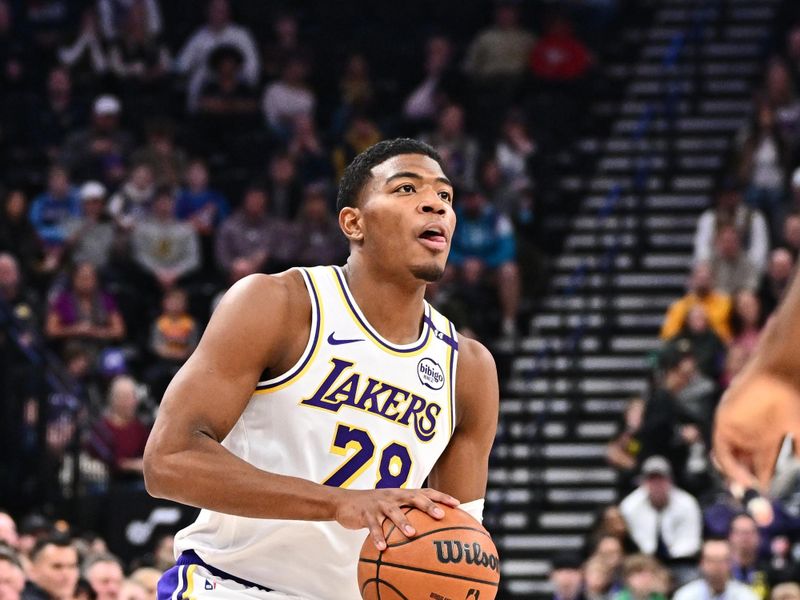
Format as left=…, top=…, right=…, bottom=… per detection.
left=322, top=423, right=412, bottom=489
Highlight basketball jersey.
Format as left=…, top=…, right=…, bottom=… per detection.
left=173, top=265, right=459, bottom=600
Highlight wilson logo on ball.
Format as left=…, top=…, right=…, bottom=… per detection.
left=432, top=541, right=499, bottom=572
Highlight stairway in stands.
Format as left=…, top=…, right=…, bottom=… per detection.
left=488, top=0, right=781, bottom=597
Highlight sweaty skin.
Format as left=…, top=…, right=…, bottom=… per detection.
left=713, top=265, right=800, bottom=493
left=144, top=153, right=499, bottom=550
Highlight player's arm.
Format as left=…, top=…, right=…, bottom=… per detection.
left=427, top=337, right=499, bottom=514
left=143, top=272, right=457, bottom=548
left=713, top=267, right=800, bottom=492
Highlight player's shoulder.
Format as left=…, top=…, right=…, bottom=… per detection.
left=214, top=270, right=311, bottom=327
left=456, top=335, right=496, bottom=373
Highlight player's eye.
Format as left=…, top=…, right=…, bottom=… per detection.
left=396, top=184, right=416, bottom=193
left=438, top=191, right=452, bottom=203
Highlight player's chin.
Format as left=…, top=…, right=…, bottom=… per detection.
left=409, top=261, right=445, bottom=283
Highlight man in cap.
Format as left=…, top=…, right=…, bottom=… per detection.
left=66, top=181, right=115, bottom=269
left=619, top=456, right=703, bottom=564
left=61, top=95, right=133, bottom=183
left=550, top=553, right=586, bottom=600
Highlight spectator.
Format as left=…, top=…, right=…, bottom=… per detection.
left=585, top=556, right=614, bottom=600
left=261, top=56, right=316, bottom=139
left=31, top=67, right=86, bottom=162
left=663, top=305, right=726, bottom=380
left=175, top=0, right=260, bottom=112
left=131, top=186, right=201, bottom=290
left=757, top=248, right=794, bottom=316
left=127, top=568, right=160, bottom=599
left=421, top=104, right=480, bottom=189
left=550, top=553, right=586, bottom=600
left=0, top=252, right=40, bottom=347
left=613, top=555, right=667, bottom=600
left=108, top=163, right=156, bottom=231
left=60, top=95, right=133, bottom=185
left=672, top=539, right=758, bottom=600
left=175, top=159, right=230, bottom=239
left=86, top=375, right=149, bottom=482
left=737, top=98, right=790, bottom=240
left=57, top=8, right=107, bottom=80
left=83, top=554, right=123, bottom=600
left=118, top=580, right=146, bottom=600
left=763, top=57, right=800, bottom=150
left=606, top=397, right=645, bottom=491
left=0, top=548, right=24, bottom=600
left=145, top=287, right=198, bottom=401
left=589, top=535, right=626, bottom=591
left=0, top=190, right=43, bottom=280
left=332, top=114, right=383, bottom=181
left=403, top=35, right=463, bottom=126
left=107, top=0, right=170, bottom=120
left=448, top=186, right=521, bottom=338
left=694, top=181, right=770, bottom=274
left=728, top=514, right=770, bottom=600
left=730, top=290, right=763, bottom=358
left=591, top=507, right=636, bottom=555
left=45, top=262, right=126, bottom=356
left=529, top=14, right=593, bottom=82
left=22, top=537, right=79, bottom=600
left=495, top=110, right=537, bottom=191
left=65, top=182, right=115, bottom=269
left=130, top=118, right=188, bottom=188
left=288, top=184, right=348, bottom=268
left=214, top=185, right=282, bottom=275
left=333, top=53, right=374, bottom=133
left=287, top=115, right=332, bottom=184
left=98, top=0, right=161, bottom=41
left=779, top=213, right=800, bottom=259
left=710, top=226, right=761, bottom=294
left=660, top=262, right=733, bottom=343
left=29, top=165, right=81, bottom=249
left=266, top=152, right=302, bottom=220
left=195, top=45, right=259, bottom=121
left=0, top=512, right=19, bottom=549
left=619, top=456, right=703, bottom=563
left=261, top=11, right=306, bottom=79
left=463, top=1, right=535, bottom=84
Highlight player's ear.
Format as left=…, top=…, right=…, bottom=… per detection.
left=339, top=206, right=364, bottom=243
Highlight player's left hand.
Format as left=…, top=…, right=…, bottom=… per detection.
left=333, top=487, right=460, bottom=551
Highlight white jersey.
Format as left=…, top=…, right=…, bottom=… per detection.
left=174, top=265, right=459, bottom=600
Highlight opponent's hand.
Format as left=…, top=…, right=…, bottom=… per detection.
left=334, top=488, right=460, bottom=551
left=713, top=373, right=800, bottom=493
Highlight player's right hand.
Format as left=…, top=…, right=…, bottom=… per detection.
left=333, top=488, right=460, bottom=551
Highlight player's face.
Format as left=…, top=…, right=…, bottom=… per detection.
left=355, top=154, right=456, bottom=282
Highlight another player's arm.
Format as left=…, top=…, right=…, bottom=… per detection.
left=143, top=273, right=457, bottom=548
left=427, top=337, right=499, bottom=510
left=714, top=267, right=800, bottom=491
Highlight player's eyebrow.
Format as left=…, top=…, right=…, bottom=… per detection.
left=385, top=171, right=453, bottom=188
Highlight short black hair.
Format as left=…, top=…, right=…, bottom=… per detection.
left=336, top=138, right=445, bottom=212
left=30, top=535, right=75, bottom=561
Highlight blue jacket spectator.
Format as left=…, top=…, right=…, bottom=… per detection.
left=28, top=165, right=81, bottom=247
left=450, top=188, right=516, bottom=268
left=175, top=159, right=230, bottom=234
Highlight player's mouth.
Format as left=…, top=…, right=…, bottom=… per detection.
left=417, top=223, right=449, bottom=251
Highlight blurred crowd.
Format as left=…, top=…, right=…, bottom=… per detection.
left=0, top=0, right=617, bottom=587
left=551, top=21, right=800, bottom=600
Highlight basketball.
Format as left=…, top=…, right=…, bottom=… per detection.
left=357, top=504, right=500, bottom=600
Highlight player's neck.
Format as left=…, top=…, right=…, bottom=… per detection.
left=342, top=258, right=427, bottom=345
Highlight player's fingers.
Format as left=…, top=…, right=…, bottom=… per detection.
left=420, top=487, right=460, bottom=507
left=384, top=504, right=416, bottom=537
left=365, top=514, right=387, bottom=551
left=712, top=429, right=760, bottom=493
left=752, top=435, right=783, bottom=491
left=406, top=493, right=446, bottom=519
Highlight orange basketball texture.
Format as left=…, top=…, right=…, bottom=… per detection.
left=358, top=504, right=500, bottom=600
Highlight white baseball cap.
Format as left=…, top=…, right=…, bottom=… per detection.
left=94, top=94, right=121, bottom=115
left=80, top=181, right=107, bottom=201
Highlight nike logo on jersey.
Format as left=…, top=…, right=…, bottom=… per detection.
left=327, top=332, right=365, bottom=345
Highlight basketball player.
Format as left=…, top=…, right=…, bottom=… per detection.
left=713, top=263, right=800, bottom=495
left=143, top=139, right=499, bottom=600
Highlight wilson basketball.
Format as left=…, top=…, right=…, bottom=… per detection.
left=357, top=504, right=500, bottom=599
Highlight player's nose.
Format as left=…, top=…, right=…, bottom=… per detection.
left=418, top=190, right=447, bottom=215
